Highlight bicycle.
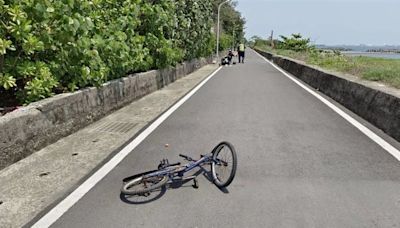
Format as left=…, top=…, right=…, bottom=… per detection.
left=121, top=141, right=237, bottom=195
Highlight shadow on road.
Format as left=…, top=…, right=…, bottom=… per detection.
left=120, top=166, right=229, bottom=205
left=120, top=187, right=167, bottom=205
left=198, top=166, right=229, bottom=194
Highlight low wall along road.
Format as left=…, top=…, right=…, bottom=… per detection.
left=255, top=49, right=400, bottom=143
left=0, top=57, right=212, bottom=170
left=2, top=49, right=400, bottom=169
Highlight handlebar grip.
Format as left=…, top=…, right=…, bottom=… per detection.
left=179, top=154, right=192, bottom=161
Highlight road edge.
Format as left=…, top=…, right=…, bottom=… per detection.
left=27, top=66, right=222, bottom=228
left=253, top=48, right=400, bottom=161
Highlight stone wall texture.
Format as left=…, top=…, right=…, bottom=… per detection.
left=0, top=57, right=211, bottom=169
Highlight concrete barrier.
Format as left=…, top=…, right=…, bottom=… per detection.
left=0, top=57, right=212, bottom=170
left=255, top=49, right=400, bottom=142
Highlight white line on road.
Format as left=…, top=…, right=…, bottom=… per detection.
left=254, top=49, right=400, bottom=161
left=32, top=66, right=223, bottom=228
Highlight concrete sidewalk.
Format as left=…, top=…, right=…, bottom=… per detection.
left=0, top=64, right=219, bottom=228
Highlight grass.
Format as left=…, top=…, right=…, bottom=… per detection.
left=255, top=45, right=400, bottom=89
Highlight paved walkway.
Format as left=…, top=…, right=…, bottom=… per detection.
left=0, top=64, right=218, bottom=228
left=32, top=49, right=400, bottom=228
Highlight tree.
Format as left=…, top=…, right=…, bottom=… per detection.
left=212, top=0, right=245, bottom=46
left=278, top=33, right=313, bottom=51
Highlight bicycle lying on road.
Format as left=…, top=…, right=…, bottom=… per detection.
left=121, top=141, right=237, bottom=195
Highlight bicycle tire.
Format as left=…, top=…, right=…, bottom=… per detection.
left=211, top=141, right=237, bottom=188
left=121, top=175, right=168, bottom=195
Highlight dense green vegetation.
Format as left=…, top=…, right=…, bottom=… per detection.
left=0, top=0, right=245, bottom=106
left=253, top=34, right=400, bottom=88
left=213, top=0, right=246, bottom=51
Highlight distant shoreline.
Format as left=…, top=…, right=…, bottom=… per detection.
left=341, top=51, right=400, bottom=60
left=366, top=49, right=400, bottom=54
left=316, top=45, right=400, bottom=53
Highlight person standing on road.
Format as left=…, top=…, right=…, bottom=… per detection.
left=238, top=43, right=245, bottom=63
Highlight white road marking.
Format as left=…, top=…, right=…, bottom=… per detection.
left=253, top=49, right=400, bottom=161
left=32, top=66, right=222, bottom=228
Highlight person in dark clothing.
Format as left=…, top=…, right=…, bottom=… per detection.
left=221, top=50, right=235, bottom=66
left=227, top=50, right=234, bottom=64
left=237, top=43, right=245, bottom=63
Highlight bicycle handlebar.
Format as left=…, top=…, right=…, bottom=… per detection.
left=179, top=154, right=193, bottom=161
left=168, top=162, right=181, bottom=167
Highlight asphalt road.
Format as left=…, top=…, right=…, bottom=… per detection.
left=46, top=49, right=400, bottom=227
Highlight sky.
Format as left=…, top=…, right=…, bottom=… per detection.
left=235, top=0, right=400, bottom=45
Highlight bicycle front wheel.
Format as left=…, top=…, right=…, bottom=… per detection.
left=121, top=175, right=168, bottom=195
left=211, top=141, right=237, bottom=188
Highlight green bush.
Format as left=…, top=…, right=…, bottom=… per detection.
left=0, top=0, right=217, bottom=105
left=219, top=33, right=233, bottom=51
left=278, top=33, right=313, bottom=52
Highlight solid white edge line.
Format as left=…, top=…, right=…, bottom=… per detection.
left=32, top=66, right=223, bottom=228
left=253, top=49, right=400, bottom=161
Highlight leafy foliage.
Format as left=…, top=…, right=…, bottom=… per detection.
left=0, top=72, right=16, bottom=89
left=213, top=0, right=246, bottom=49
left=249, top=35, right=269, bottom=48
left=278, top=33, right=313, bottom=52
left=219, top=33, right=233, bottom=51
left=0, top=0, right=222, bottom=105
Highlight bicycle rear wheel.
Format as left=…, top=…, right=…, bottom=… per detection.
left=121, top=175, right=168, bottom=195
left=211, top=141, right=237, bottom=188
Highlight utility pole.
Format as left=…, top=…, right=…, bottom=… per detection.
left=232, top=26, right=235, bottom=50
left=270, top=30, right=274, bottom=49
left=216, top=0, right=230, bottom=60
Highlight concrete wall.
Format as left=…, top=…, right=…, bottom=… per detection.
left=0, top=57, right=211, bottom=170
left=255, top=49, right=400, bottom=142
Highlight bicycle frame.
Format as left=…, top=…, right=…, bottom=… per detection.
left=121, top=141, right=236, bottom=196
left=143, top=153, right=213, bottom=179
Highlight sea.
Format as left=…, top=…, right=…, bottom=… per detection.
left=341, top=51, right=400, bottom=60
left=316, top=45, right=400, bottom=60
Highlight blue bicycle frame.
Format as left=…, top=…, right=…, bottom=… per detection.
left=143, top=153, right=213, bottom=180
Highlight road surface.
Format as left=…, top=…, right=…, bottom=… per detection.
left=34, top=49, right=400, bottom=227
